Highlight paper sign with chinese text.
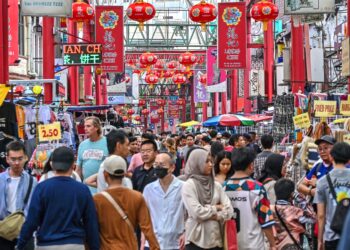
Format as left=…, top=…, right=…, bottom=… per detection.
left=314, top=100, right=336, bottom=117
left=193, top=71, right=209, bottom=103
left=218, top=2, right=247, bottom=69
left=340, top=101, right=350, bottom=116
left=293, top=113, right=311, bottom=129
left=38, top=122, right=62, bottom=142
left=95, top=6, right=124, bottom=73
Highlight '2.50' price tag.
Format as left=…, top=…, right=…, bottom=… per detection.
left=38, top=122, right=62, bottom=142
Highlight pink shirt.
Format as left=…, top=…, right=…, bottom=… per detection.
left=128, top=153, right=143, bottom=173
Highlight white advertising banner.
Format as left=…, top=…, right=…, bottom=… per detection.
left=207, top=81, right=227, bottom=93
left=284, top=0, right=335, bottom=14
left=21, top=0, right=73, bottom=17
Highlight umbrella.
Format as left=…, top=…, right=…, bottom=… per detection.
left=178, top=120, right=200, bottom=127
left=203, top=114, right=254, bottom=127
left=244, top=114, right=273, bottom=123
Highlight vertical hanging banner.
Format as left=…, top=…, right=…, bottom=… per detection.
left=193, top=71, right=209, bottom=103
left=8, top=0, right=19, bottom=65
left=218, top=2, right=247, bottom=69
left=95, top=6, right=124, bottom=73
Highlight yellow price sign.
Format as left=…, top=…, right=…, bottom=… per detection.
left=38, top=122, right=62, bottom=142
left=314, top=100, right=336, bottom=117
left=340, top=101, right=350, bottom=116
left=293, top=113, right=311, bottom=129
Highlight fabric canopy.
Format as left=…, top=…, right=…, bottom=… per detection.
left=178, top=120, right=200, bottom=127
left=203, top=114, right=254, bottom=127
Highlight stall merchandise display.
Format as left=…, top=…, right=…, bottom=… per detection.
left=273, top=94, right=294, bottom=142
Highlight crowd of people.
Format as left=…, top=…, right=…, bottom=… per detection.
left=0, top=116, right=350, bottom=250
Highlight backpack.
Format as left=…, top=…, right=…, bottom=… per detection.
left=326, top=174, right=350, bottom=234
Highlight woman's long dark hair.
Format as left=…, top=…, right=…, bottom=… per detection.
left=258, top=153, right=285, bottom=183
left=42, top=155, right=53, bottom=174
left=214, top=150, right=234, bottom=179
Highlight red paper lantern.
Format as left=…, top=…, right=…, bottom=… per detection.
left=127, top=109, right=135, bottom=115
left=122, top=116, right=128, bottom=122
left=139, top=52, right=158, bottom=69
left=156, top=99, right=166, bottom=106
left=189, top=0, right=217, bottom=32
left=251, top=0, right=279, bottom=31
left=176, top=98, right=185, bottom=105
left=199, top=74, right=207, bottom=85
left=138, top=99, right=146, bottom=106
left=179, top=52, right=197, bottom=71
left=141, top=109, right=150, bottom=116
left=164, top=71, right=174, bottom=79
left=145, top=73, right=159, bottom=88
left=126, top=0, right=156, bottom=31
left=14, top=85, right=25, bottom=94
left=172, top=74, right=187, bottom=89
left=134, top=115, right=141, bottom=121
left=157, top=108, right=164, bottom=115
left=136, top=62, right=148, bottom=71
left=71, top=1, right=94, bottom=22
left=126, top=58, right=136, bottom=66
left=166, top=61, right=178, bottom=71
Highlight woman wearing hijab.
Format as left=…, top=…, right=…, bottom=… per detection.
left=182, top=148, right=233, bottom=250
left=258, top=153, right=286, bottom=205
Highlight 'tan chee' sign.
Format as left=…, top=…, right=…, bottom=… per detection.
left=63, top=44, right=102, bottom=65
left=314, top=100, right=336, bottom=117
left=340, top=101, right=350, bottom=116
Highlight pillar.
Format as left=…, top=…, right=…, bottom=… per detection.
left=0, top=0, right=9, bottom=85
left=202, top=102, right=208, bottom=121
left=213, top=93, right=219, bottom=116
left=68, top=20, right=78, bottom=105
left=231, top=70, right=238, bottom=113
left=244, top=15, right=252, bottom=113
left=43, top=17, right=55, bottom=104
left=264, top=20, right=274, bottom=103
left=83, top=22, right=92, bottom=100
left=191, top=82, right=196, bottom=120
left=221, top=92, right=227, bottom=114
left=348, top=0, right=350, bottom=91
left=291, top=19, right=306, bottom=93
left=101, top=74, right=107, bottom=105
left=95, top=74, right=101, bottom=105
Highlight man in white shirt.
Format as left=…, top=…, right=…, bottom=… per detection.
left=143, top=152, right=185, bottom=250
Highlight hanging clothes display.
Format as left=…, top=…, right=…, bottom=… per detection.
left=273, top=94, right=294, bottom=142
left=0, top=101, right=18, bottom=137
left=24, top=105, right=52, bottom=140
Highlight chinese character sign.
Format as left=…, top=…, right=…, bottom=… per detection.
left=9, top=0, right=19, bottom=65
left=62, top=44, right=102, bottom=65
left=193, top=71, right=209, bottom=103
left=218, top=2, right=247, bottom=69
left=95, top=6, right=124, bottom=73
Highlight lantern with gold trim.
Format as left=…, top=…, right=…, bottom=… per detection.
left=145, top=73, right=159, bottom=89
left=71, top=0, right=94, bottom=22
left=179, top=52, right=197, bottom=72
left=126, top=0, right=156, bottom=31
left=189, top=0, right=217, bottom=32
left=172, top=74, right=187, bottom=89
left=251, top=0, right=279, bottom=31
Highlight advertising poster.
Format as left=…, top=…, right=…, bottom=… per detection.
left=207, top=46, right=227, bottom=86
left=95, top=6, right=124, bottom=73
left=284, top=0, right=335, bottom=14
left=21, top=0, right=73, bottom=17
left=218, top=2, right=247, bottom=69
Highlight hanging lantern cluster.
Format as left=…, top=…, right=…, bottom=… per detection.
left=126, top=0, right=156, bottom=31
left=179, top=52, right=197, bottom=71
left=157, top=108, right=164, bottom=115
left=139, top=52, right=158, bottom=71
left=138, top=99, right=146, bottom=107
left=134, top=115, right=142, bottom=122
left=156, top=99, right=166, bottom=106
left=164, top=71, right=174, bottom=79
left=71, top=1, right=95, bottom=22
left=250, top=0, right=279, bottom=31
left=189, top=0, right=217, bottom=32
left=145, top=73, right=159, bottom=89
left=127, top=108, right=135, bottom=116
left=172, top=74, right=187, bottom=89
left=141, top=109, right=150, bottom=116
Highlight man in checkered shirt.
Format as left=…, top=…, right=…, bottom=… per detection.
left=253, top=134, right=274, bottom=179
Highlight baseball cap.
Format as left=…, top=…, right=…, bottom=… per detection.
left=51, top=146, right=75, bottom=171
left=103, top=155, right=127, bottom=176
left=315, top=135, right=336, bottom=146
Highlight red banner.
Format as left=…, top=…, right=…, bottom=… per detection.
left=8, top=0, right=19, bottom=65
left=95, top=6, right=124, bottom=73
left=218, top=2, right=247, bottom=69
left=168, top=102, right=180, bottom=119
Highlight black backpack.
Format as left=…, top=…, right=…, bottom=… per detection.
left=326, top=174, right=350, bottom=234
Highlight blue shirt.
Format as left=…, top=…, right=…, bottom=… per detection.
left=143, top=177, right=185, bottom=249
left=17, top=176, right=100, bottom=250
left=0, top=169, right=37, bottom=220
left=306, top=161, right=333, bottom=180
left=77, top=136, right=108, bottom=193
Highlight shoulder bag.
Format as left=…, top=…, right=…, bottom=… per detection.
left=0, top=175, right=33, bottom=241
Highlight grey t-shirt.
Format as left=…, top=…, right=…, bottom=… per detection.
left=314, top=168, right=350, bottom=241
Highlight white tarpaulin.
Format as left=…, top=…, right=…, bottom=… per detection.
left=207, top=81, right=227, bottom=93
left=284, top=0, right=335, bottom=14
left=21, top=0, right=73, bottom=17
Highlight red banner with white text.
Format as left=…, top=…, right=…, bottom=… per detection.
left=95, top=6, right=124, bottom=73
left=8, top=0, right=19, bottom=65
left=218, top=2, right=247, bottom=69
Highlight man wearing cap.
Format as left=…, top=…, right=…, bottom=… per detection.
left=93, top=155, right=160, bottom=250
left=298, top=135, right=336, bottom=197
left=16, top=147, right=99, bottom=250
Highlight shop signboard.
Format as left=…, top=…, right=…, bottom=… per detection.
left=218, top=2, right=247, bottom=69
left=314, top=100, right=336, bottom=117
left=193, top=71, right=209, bottom=103
left=95, top=6, right=124, bottom=73
left=284, top=0, right=335, bottom=14
left=38, top=122, right=62, bottom=142
left=8, top=0, right=19, bottom=65
left=292, top=113, right=311, bottom=129
left=342, top=38, right=350, bottom=77
left=340, top=101, right=350, bottom=116
left=63, top=44, right=102, bottom=65
left=21, top=0, right=73, bottom=17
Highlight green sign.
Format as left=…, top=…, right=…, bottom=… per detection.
left=63, top=44, right=102, bottom=65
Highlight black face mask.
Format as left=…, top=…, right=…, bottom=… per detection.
left=154, top=167, right=168, bottom=179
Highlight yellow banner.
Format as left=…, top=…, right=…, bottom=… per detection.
left=340, top=101, right=350, bottom=116
left=314, top=100, right=336, bottom=117
left=293, top=113, right=311, bottom=129
left=0, top=84, right=10, bottom=106
left=38, top=122, right=62, bottom=142
left=344, top=134, right=350, bottom=145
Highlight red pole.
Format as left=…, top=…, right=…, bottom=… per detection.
left=202, top=102, right=208, bottom=121
left=244, top=13, right=252, bottom=113
left=264, top=20, right=274, bottom=103
left=95, top=74, right=101, bottom=105
left=213, top=93, right=219, bottom=116
left=101, top=74, right=107, bottom=105
left=231, top=70, right=238, bottom=113
left=291, top=19, right=306, bottom=93
left=221, top=92, right=227, bottom=114
left=43, top=17, right=54, bottom=104
left=0, top=0, right=9, bottom=85
left=68, top=20, right=78, bottom=105
left=191, top=82, right=195, bottom=120
left=83, top=22, right=92, bottom=100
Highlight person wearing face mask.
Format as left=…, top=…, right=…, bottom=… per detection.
left=142, top=152, right=185, bottom=250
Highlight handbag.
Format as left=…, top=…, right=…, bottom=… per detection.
left=0, top=176, right=33, bottom=241
left=223, top=219, right=238, bottom=250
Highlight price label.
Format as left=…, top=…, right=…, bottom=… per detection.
left=314, top=100, right=336, bottom=117
left=38, top=122, right=62, bottom=142
left=293, top=113, right=311, bottom=129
